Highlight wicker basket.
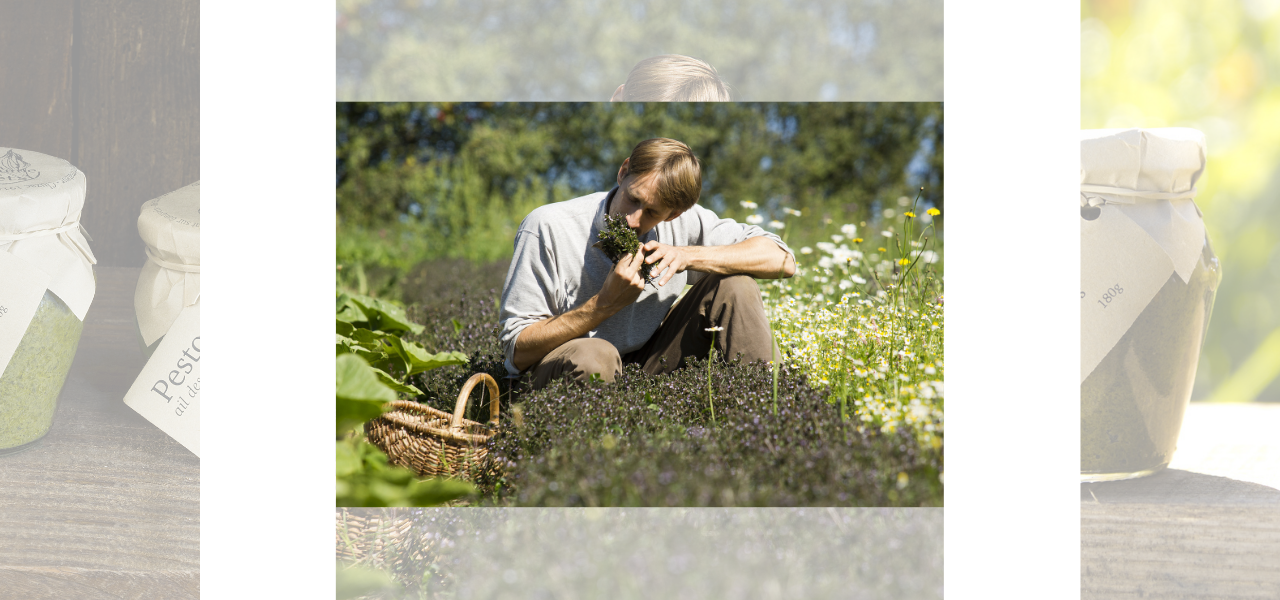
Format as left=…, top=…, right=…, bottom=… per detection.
left=364, top=373, right=501, bottom=480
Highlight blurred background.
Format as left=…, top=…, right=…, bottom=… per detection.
left=336, top=102, right=943, bottom=295
left=336, top=0, right=942, bottom=101
left=1083, top=0, right=1280, bottom=403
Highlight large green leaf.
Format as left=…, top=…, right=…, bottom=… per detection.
left=349, top=327, right=390, bottom=352
left=336, top=333, right=357, bottom=356
left=336, top=319, right=356, bottom=338
left=336, top=438, right=477, bottom=506
left=335, top=293, right=367, bottom=324
left=350, top=293, right=424, bottom=335
left=336, top=354, right=396, bottom=435
left=372, top=367, right=424, bottom=396
left=385, top=334, right=469, bottom=376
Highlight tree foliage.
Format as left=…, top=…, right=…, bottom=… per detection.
left=336, top=102, right=942, bottom=271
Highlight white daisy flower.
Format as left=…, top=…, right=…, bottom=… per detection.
left=746, top=214, right=764, bottom=225
left=740, top=200, right=758, bottom=209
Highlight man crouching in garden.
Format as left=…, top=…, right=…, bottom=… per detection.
left=500, top=138, right=796, bottom=389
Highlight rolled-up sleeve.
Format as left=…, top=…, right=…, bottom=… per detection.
left=499, top=226, right=560, bottom=375
left=684, top=205, right=795, bottom=284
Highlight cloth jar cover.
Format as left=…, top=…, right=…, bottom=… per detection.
left=0, top=147, right=96, bottom=321
left=135, top=181, right=200, bottom=346
left=1079, top=128, right=1209, bottom=382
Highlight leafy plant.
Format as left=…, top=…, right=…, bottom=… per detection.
left=336, top=433, right=475, bottom=507
left=764, top=201, right=943, bottom=451
left=336, top=291, right=475, bottom=507
left=596, top=213, right=655, bottom=284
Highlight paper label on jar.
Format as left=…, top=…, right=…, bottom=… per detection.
left=1081, top=205, right=1176, bottom=383
left=0, top=251, right=51, bottom=380
left=123, top=302, right=199, bottom=457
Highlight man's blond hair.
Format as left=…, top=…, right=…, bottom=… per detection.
left=624, top=138, right=702, bottom=212
left=619, top=55, right=731, bottom=102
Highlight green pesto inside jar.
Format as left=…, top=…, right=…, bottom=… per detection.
left=0, top=289, right=85, bottom=453
left=1081, top=238, right=1220, bottom=480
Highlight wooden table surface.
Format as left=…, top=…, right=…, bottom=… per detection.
left=1082, top=403, right=1280, bottom=599
left=0, top=267, right=199, bottom=598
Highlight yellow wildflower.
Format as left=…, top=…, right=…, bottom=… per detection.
left=927, top=208, right=940, bottom=216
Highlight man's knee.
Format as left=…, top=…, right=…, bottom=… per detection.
left=564, top=338, right=622, bottom=381
left=532, top=338, right=622, bottom=388
left=715, top=274, right=762, bottom=300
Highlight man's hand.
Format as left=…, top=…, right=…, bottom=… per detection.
left=597, top=249, right=647, bottom=312
left=641, top=240, right=693, bottom=287
left=514, top=250, right=646, bottom=371
left=639, top=237, right=795, bottom=282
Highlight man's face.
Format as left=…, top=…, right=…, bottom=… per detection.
left=612, top=158, right=684, bottom=235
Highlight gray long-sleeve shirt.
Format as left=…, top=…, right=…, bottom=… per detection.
left=499, top=187, right=794, bottom=375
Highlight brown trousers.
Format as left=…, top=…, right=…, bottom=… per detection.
left=529, top=273, right=775, bottom=389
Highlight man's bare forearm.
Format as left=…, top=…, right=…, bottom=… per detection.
left=514, top=249, right=647, bottom=371
left=512, top=296, right=616, bottom=371
left=682, top=237, right=796, bottom=279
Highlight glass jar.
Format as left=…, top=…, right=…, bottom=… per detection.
left=134, top=181, right=200, bottom=359
left=0, top=147, right=95, bottom=455
left=0, top=289, right=86, bottom=454
left=1079, top=128, right=1219, bottom=482
left=1080, top=237, right=1219, bottom=480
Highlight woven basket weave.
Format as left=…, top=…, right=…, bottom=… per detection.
left=364, top=373, right=500, bottom=480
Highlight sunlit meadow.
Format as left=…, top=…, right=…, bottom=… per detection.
left=339, top=194, right=944, bottom=507
left=758, top=195, right=944, bottom=451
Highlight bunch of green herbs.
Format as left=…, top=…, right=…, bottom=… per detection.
left=596, top=213, right=655, bottom=285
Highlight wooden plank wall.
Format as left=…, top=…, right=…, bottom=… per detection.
left=0, top=0, right=199, bottom=267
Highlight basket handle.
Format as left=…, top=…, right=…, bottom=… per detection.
left=450, top=373, right=500, bottom=430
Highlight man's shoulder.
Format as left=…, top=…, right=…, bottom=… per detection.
left=663, top=203, right=727, bottom=243
left=521, top=191, right=607, bottom=231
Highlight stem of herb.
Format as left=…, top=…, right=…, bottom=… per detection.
left=707, top=330, right=717, bottom=428
left=771, top=344, right=780, bottom=417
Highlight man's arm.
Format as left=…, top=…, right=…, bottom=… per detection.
left=512, top=250, right=647, bottom=371
left=640, top=236, right=796, bottom=287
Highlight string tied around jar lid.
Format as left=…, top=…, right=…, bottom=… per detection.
left=144, top=245, right=199, bottom=274
left=0, top=221, right=92, bottom=242
left=1079, top=184, right=1199, bottom=208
